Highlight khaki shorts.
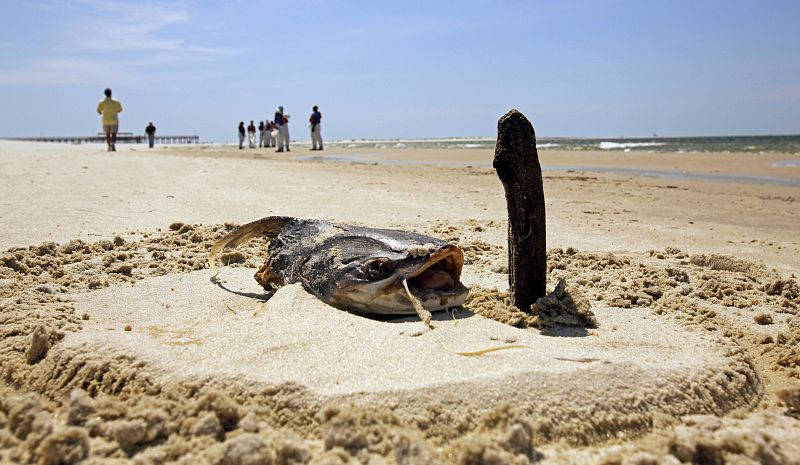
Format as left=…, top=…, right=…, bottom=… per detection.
left=103, top=124, right=119, bottom=134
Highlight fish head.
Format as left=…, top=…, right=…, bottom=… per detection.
left=302, top=227, right=469, bottom=315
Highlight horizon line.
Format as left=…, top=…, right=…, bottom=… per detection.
left=3, top=133, right=800, bottom=142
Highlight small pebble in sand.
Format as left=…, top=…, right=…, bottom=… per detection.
left=26, top=325, right=50, bottom=364
left=35, top=284, right=55, bottom=294
left=490, top=335, right=519, bottom=344
left=124, top=324, right=132, bottom=331
left=753, top=313, right=773, bottom=325
left=81, top=313, right=90, bottom=320
left=400, top=330, right=424, bottom=338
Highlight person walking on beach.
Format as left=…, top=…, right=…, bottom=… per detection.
left=247, top=120, right=257, bottom=148
left=258, top=120, right=266, bottom=148
left=238, top=121, right=245, bottom=149
left=309, top=105, right=323, bottom=151
left=274, top=106, right=290, bottom=152
left=96, top=88, right=123, bottom=152
left=144, top=120, right=156, bottom=148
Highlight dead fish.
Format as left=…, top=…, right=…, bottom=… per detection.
left=208, top=216, right=469, bottom=326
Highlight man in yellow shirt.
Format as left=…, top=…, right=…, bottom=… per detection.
left=96, top=88, right=123, bottom=151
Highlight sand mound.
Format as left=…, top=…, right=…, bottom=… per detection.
left=1, top=225, right=798, bottom=464
left=64, top=266, right=756, bottom=402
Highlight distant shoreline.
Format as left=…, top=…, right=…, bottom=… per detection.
left=317, top=134, right=800, bottom=155
left=4, top=133, right=800, bottom=155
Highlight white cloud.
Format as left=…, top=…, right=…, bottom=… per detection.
left=66, top=1, right=191, bottom=53
left=0, top=0, right=233, bottom=86
left=0, top=58, right=107, bottom=86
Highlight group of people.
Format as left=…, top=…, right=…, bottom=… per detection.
left=96, top=88, right=158, bottom=151
left=97, top=88, right=323, bottom=153
left=237, top=105, right=323, bottom=152
left=238, top=118, right=280, bottom=150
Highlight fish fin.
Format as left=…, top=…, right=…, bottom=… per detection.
left=208, top=216, right=293, bottom=273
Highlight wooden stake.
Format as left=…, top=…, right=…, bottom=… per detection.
left=493, top=109, right=547, bottom=309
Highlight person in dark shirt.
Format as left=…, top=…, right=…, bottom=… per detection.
left=144, top=121, right=156, bottom=148
left=258, top=121, right=266, bottom=148
left=238, top=121, right=245, bottom=149
left=309, top=105, right=323, bottom=150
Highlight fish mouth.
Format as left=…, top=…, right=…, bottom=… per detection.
left=336, top=244, right=468, bottom=317
left=405, top=245, right=465, bottom=297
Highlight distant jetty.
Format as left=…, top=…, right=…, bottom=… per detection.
left=4, top=132, right=199, bottom=145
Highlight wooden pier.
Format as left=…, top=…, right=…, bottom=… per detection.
left=5, top=132, right=200, bottom=145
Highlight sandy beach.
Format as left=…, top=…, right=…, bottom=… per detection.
left=1, top=140, right=799, bottom=464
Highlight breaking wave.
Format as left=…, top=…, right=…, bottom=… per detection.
left=771, top=159, right=800, bottom=167
left=599, top=141, right=666, bottom=150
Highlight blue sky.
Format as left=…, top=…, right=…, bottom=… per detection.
left=0, top=0, right=798, bottom=142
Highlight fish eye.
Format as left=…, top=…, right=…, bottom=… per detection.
left=364, top=258, right=395, bottom=280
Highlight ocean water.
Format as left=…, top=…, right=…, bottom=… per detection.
left=298, top=156, right=800, bottom=187
left=326, top=135, right=800, bottom=154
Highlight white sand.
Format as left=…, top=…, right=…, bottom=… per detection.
left=1, top=140, right=798, bottom=463
left=69, top=269, right=737, bottom=400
